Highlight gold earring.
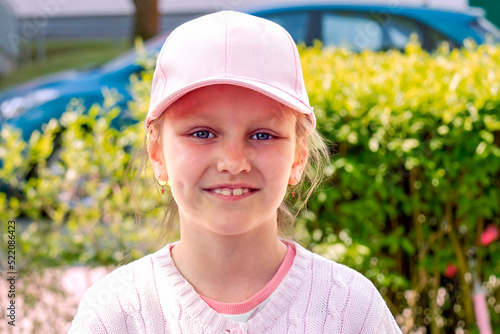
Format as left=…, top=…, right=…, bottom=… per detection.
left=288, top=177, right=299, bottom=198
left=157, top=179, right=167, bottom=194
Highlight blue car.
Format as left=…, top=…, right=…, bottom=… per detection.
left=1, top=3, right=499, bottom=141
left=254, top=4, right=500, bottom=52
left=0, top=33, right=168, bottom=141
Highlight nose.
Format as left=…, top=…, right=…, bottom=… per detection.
left=216, top=140, right=251, bottom=175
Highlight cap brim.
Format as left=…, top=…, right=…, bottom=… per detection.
left=146, top=77, right=316, bottom=130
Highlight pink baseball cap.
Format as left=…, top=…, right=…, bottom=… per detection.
left=145, top=10, right=315, bottom=130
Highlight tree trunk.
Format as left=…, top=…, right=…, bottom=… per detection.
left=131, top=0, right=159, bottom=43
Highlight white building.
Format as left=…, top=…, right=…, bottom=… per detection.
left=0, top=0, right=18, bottom=75
left=10, top=0, right=470, bottom=18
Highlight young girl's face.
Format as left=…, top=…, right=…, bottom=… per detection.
left=150, top=84, right=306, bottom=236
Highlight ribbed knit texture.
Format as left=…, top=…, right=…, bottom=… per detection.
left=68, top=242, right=402, bottom=334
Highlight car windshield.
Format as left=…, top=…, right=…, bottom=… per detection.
left=469, top=17, right=500, bottom=43
left=100, top=33, right=168, bottom=73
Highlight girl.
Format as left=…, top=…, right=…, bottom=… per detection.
left=69, top=10, right=402, bottom=333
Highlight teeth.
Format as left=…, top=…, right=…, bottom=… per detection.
left=212, top=188, right=252, bottom=196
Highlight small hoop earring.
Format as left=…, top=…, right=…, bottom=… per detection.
left=157, top=179, right=167, bottom=194
left=288, top=177, right=299, bottom=198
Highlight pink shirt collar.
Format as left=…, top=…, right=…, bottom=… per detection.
left=200, top=242, right=296, bottom=315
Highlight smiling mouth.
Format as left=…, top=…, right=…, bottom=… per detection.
left=207, top=187, right=258, bottom=197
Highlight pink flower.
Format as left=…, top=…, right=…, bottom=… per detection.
left=444, top=263, right=458, bottom=278
left=481, top=225, right=499, bottom=246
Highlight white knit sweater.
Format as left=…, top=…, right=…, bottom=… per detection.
left=68, top=242, right=402, bottom=333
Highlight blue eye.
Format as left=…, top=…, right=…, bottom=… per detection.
left=252, top=133, right=273, bottom=140
left=192, top=130, right=213, bottom=139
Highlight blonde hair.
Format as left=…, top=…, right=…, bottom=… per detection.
left=128, top=101, right=331, bottom=244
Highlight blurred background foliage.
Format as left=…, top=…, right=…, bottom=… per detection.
left=298, top=38, right=500, bottom=333
left=0, top=39, right=499, bottom=333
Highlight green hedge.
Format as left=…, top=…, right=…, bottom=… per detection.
left=299, top=39, right=500, bottom=333
left=0, top=39, right=499, bottom=333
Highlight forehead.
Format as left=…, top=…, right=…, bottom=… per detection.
left=164, top=85, right=297, bottom=125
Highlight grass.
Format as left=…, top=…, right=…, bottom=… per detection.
left=0, top=39, right=131, bottom=90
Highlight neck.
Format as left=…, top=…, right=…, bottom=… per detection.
left=171, top=215, right=288, bottom=303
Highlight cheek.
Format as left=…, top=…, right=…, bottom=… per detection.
left=163, top=141, right=207, bottom=182
left=258, top=144, right=295, bottom=182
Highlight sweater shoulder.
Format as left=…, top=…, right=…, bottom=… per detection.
left=82, top=252, right=156, bottom=302
left=295, top=244, right=400, bottom=332
left=296, top=243, right=379, bottom=294
left=68, top=252, right=159, bottom=333
left=314, top=251, right=377, bottom=292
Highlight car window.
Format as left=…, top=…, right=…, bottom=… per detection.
left=259, top=12, right=310, bottom=44
left=384, top=16, right=424, bottom=49
left=322, top=12, right=383, bottom=51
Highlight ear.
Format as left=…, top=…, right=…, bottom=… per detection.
left=147, top=127, right=168, bottom=182
left=289, top=138, right=308, bottom=184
